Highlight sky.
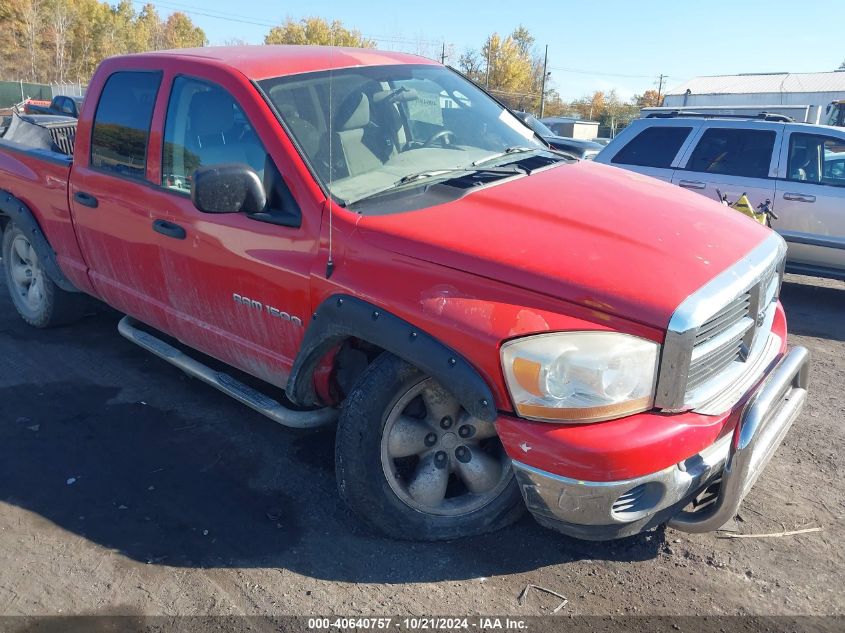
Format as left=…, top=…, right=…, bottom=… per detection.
left=125, top=0, right=844, bottom=101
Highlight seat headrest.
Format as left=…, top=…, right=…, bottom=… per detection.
left=336, top=92, right=370, bottom=131
left=189, top=90, right=235, bottom=137
left=791, top=146, right=810, bottom=165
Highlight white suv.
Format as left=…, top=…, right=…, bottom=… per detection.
left=595, top=115, right=845, bottom=281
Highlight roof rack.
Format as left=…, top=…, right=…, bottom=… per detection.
left=645, top=110, right=794, bottom=123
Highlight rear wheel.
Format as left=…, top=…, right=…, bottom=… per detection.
left=336, top=353, right=524, bottom=540
left=2, top=221, right=86, bottom=328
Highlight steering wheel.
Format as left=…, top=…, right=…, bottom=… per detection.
left=422, top=129, right=457, bottom=148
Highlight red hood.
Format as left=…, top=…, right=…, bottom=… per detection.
left=356, top=161, right=771, bottom=329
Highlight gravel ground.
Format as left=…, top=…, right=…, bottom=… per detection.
left=0, top=273, right=842, bottom=618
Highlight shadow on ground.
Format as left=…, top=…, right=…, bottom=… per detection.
left=3, top=273, right=839, bottom=583
left=780, top=275, right=845, bottom=342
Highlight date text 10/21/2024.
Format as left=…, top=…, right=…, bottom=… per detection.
left=306, top=618, right=529, bottom=630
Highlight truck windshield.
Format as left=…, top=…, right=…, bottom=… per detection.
left=258, top=64, right=545, bottom=205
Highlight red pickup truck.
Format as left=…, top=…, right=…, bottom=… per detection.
left=0, top=46, right=810, bottom=541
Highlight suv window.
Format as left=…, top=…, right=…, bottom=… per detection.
left=611, top=126, right=691, bottom=168
left=58, top=98, right=74, bottom=115
left=162, top=76, right=267, bottom=193
left=787, top=132, right=845, bottom=187
left=686, top=128, right=775, bottom=178
left=90, top=71, right=161, bottom=179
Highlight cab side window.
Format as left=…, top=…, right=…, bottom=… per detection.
left=788, top=133, right=845, bottom=187
left=686, top=128, right=775, bottom=178
left=90, top=71, right=161, bottom=179
left=161, top=76, right=266, bottom=193
left=611, top=126, right=691, bottom=168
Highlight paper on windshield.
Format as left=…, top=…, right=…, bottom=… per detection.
left=408, top=92, right=444, bottom=126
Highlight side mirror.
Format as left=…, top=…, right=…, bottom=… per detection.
left=191, top=163, right=266, bottom=215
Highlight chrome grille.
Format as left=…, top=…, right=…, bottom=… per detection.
left=49, top=124, right=76, bottom=156
left=687, top=291, right=753, bottom=391
left=693, top=292, right=751, bottom=346
left=655, top=233, right=787, bottom=412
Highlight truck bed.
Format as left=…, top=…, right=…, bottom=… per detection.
left=0, top=113, right=76, bottom=159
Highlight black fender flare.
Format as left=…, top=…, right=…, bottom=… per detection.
left=286, top=294, right=497, bottom=422
left=0, top=189, right=78, bottom=292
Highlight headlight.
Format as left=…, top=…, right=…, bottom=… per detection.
left=501, top=332, right=659, bottom=423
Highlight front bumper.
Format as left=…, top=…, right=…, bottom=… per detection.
left=512, top=346, right=810, bottom=540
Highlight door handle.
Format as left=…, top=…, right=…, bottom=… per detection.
left=152, top=219, right=186, bottom=240
left=678, top=180, right=706, bottom=190
left=73, top=191, right=98, bottom=208
left=783, top=192, right=816, bottom=203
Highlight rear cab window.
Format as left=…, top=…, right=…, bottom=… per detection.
left=611, top=126, right=692, bottom=168
left=685, top=127, right=776, bottom=178
left=90, top=71, right=161, bottom=179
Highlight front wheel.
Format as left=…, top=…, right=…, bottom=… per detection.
left=336, top=353, right=524, bottom=540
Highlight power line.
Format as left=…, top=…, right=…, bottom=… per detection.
left=128, top=1, right=655, bottom=83
left=130, top=0, right=439, bottom=46
left=547, top=65, right=654, bottom=79
left=130, top=0, right=275, bottom=28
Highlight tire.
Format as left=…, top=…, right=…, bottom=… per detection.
left=336, top=352, right=525, bottom=541
left=2, top=221, right=87, bottom=328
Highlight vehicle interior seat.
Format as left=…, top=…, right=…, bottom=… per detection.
left=277, top=104, right=322, bottom=157
left=187, top=89, right=265, bottom=176
left=332, top=91, right=391, bottom=178
left=789, top=146, right=816, bottom=182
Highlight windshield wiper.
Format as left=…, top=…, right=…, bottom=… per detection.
left=472, top=146, right=537, bottom=167
left=345, top=166, right=524, bottom=206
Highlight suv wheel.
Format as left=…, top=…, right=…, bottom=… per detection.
left=2, top=221, right=87, bottom=328
left=336, top=352, right=524, bottom=540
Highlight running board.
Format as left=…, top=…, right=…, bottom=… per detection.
left=117, top=316, right=337, bottom=429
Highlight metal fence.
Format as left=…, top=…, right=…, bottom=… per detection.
left=0, top=80, right=87, bottom=108
left=0, top=81, right=51, bottom=108
left=50, top=82, right=86, bottom=98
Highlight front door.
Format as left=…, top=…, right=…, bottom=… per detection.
left=140, top=74, right=317, bottom=387
left=774, top=130, right=845, bottom=273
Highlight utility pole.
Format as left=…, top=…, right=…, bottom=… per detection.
left=656, top=73, right=667, bottom=104
left=485, top=49, right=491, bottom=89
left=539, top=44, right=549, bottom=118
left=440, top=42, right=447, bottom=65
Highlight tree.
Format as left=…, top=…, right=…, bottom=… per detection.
left=571, top=91, right=606, bottom=120
left=635, top=89, right=663, bottom=108
left=457, top=48, right=484, bottom=82
left=510, top=25, right=534, bottom=57
left=0, top=0, right=206, bottom=85
left=264, top=17, right=375, bottom=48
left=48, top=0, right=74, bottom=83
left=21, top=0, right=44, bottom=82
left=840, top=59, right=845, bottom=70
left=162, top=12, right=206, bottom=49
left=133, top=4, right=165, bottom=52
left=456, top=26, right=551, bottom=111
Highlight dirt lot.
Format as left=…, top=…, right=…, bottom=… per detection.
left=0, top=272, right=842, bottom=619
